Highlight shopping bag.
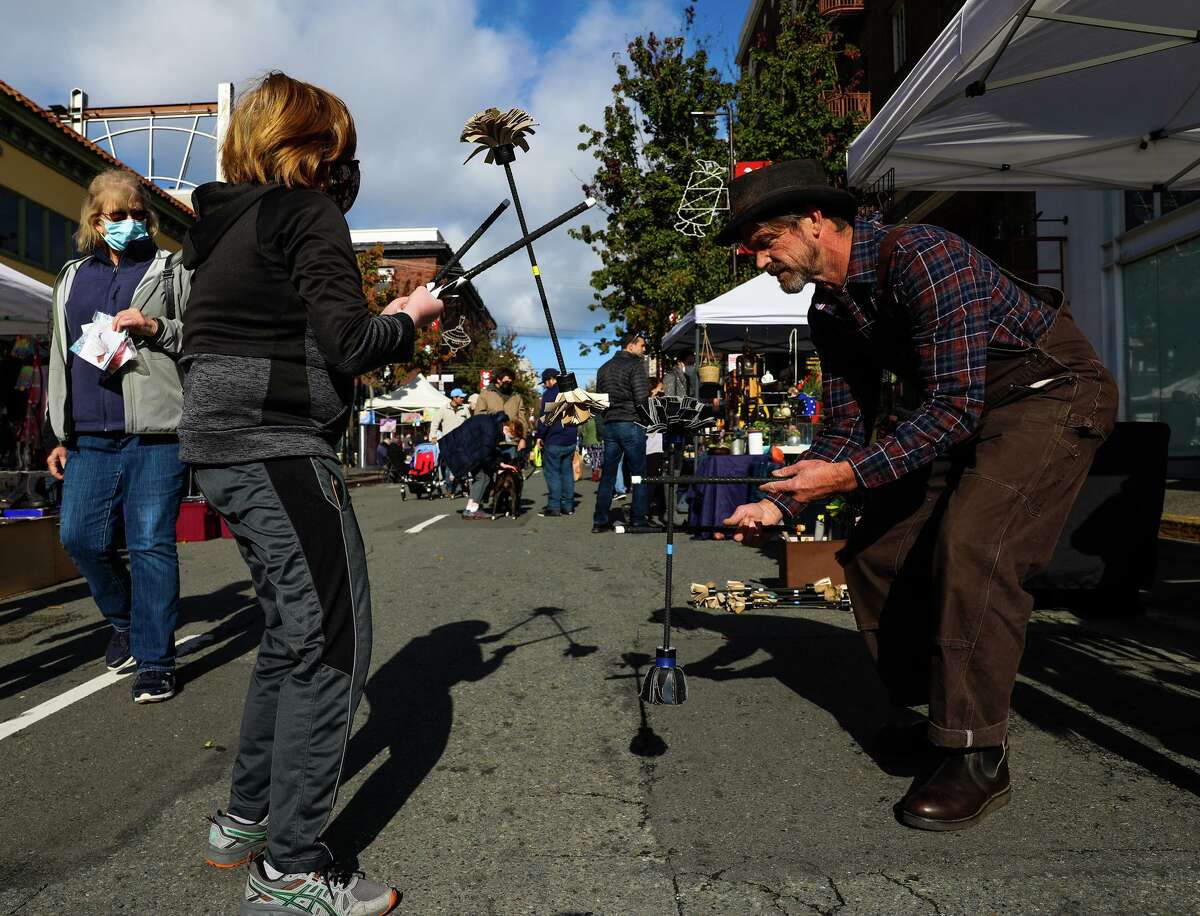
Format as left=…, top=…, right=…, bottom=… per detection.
left=572, top=449, right=583, bottom=481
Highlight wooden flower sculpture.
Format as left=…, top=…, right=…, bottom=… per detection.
left=460, top=107, right=538, bottom=164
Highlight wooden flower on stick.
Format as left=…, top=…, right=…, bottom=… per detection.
left=461, top=105, right=580, bottom=390
left=461, top=107, right=538, bottom=165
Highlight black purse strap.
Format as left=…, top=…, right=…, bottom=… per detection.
left=162, top=252, right=179, bottom=320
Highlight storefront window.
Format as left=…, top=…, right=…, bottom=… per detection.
left=25, top=200, right=46, bottom=267
left=1123, top=236, right=1200, bottom=457
left=0, top=186, right=18, bottom=256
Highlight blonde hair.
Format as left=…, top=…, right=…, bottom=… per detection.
left=220, top=72, right=356, bottom=188
left=74, top=169, right=158, bottom=253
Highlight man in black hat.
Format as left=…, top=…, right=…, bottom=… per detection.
left=721, top=159, right=1117, bottom=831
left=592, top=328, right=650, bottom=532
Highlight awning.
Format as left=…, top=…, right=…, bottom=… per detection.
left=849, top=1, right=1200, bottom=192
left=364, top=374, right=450, bottom=414
left=0, top=261, right=52, bottom=337
left=661, top=272, right=813, bottom=353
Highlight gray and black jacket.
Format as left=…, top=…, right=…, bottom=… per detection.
left=595, top=349, right=649, bottom=424
left=179, top=182, right=414, bottom=465
left=48, top=248, right=190, bottom=443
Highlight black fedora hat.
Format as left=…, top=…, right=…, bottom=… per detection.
left=715, top=159, right=857, bottom=245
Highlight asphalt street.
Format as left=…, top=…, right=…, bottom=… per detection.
left=0, top=476, right=1198, bottom=915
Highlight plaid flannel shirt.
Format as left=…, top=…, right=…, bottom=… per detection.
left=766, top=214, right=1056, bottom=521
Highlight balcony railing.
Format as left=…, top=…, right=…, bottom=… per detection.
left=819, top=0, right=865, bottom=15
left=821, top=89, right=872, bottom=120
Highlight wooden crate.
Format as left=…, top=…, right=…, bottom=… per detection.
left=0, top=516, right=79, bottom=600
left=781, top=539, right=847, bottom=588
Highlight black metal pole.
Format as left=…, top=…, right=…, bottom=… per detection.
left=449, top=198, right=594, bottom=287
left=635, top=475, right=775, bottom=486
left=663, top=443, right=676, bottom=649
left=431, top=198, right=510, bottom=287
left=501, top=161, right=566, bottom=376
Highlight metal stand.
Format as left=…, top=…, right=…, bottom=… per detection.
left=640, top=443, right=688, bottom=705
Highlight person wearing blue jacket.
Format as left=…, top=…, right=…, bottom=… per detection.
left=535, top=368, right=578, bottom=517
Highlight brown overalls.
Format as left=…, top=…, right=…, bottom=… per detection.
left=838, top=236, right=1119, bottom=749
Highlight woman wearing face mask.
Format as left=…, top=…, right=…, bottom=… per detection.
left=180, top=72, right=441, bottom=915
left=46, top=168, right=190, bottom=706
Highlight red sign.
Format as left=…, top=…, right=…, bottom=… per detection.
left=734, top=162, right=773, bottom=254
left=735, top=160, right=771, bottom=179
left=479, top=370, right=492, bottom=391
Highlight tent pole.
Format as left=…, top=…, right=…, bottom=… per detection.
left=967, top=0, right=1037, bottom=95
left=1024, top=11, right=1200, bottom=41
left=985, top=40, right=1195, bottom=93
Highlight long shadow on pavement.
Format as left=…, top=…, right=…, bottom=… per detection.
left=667, top=606, right=904, bottom=773
left=673, top=604, right=1200, bottom=795
left=323, top=620, right=516, bottom=858
left=1013, top=616, right=1200, bottom=796
left=0, top=579, right=255, bottom=701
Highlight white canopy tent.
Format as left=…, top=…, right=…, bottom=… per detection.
left=363, top=374, right=450, bottom=414
left=661, top=272, right=814, bottom=354
left=0, top=262, right=52, bottom=337
left=849, top=1, right=1200, bottom=193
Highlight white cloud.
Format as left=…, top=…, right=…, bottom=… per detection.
left=2, top=0, right=676, bottom=346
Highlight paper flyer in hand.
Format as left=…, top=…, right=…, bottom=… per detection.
left=69, top=311, right=138, bottom=375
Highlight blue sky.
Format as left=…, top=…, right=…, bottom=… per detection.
left=5, top=0, right=751, bottom=389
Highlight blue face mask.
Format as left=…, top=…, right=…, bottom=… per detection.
left=101, top=218, right=150, bottom=252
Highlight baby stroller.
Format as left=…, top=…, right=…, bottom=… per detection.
left=405, top=442, right=448, bottom=500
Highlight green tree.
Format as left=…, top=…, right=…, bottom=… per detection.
left=734, top=3, right=868, bottom=181
left=572, top=31, right=734, bottom=357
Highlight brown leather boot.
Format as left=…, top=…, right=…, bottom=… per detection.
left=898, top=744, right=1010, bottom=831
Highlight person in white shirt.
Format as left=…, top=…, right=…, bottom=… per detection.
left=430, top=388, right=470, bottom=441
left=430, top=388, right=472, bottom=495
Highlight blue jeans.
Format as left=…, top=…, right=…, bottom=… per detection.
left=542, top=443, right=576, bottom=513
left=593, top=421, right=648, bottom=527
left=59, top=434, right=187, bottom=671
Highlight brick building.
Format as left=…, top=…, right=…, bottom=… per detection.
left=349, top=228, right=495, bottom=388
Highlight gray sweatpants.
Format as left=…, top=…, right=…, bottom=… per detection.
left=195, top=455, right=371, bottom=872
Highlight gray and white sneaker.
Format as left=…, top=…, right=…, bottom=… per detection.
left=205, top=810, right=268, bottom=869
left=241, top=859, right=399, bottom=915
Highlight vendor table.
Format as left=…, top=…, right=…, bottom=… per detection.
left=687, top=453, right=773, bottom=539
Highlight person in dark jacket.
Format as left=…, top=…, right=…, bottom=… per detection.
left=592, top=329, right=650, bottom=531
left=535, top=367, right=578, bottom=517
left=182, top=73, right=441, bottom=914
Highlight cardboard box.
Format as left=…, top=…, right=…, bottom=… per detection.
left=0, top=516, right=79, bottom=600
left=781, top=539, right=847, bottom=588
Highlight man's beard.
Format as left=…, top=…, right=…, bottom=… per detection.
left=767, top=244, right=821, bottom=294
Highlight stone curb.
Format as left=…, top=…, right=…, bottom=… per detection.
left=1160, top=513, right=1200, bottom=543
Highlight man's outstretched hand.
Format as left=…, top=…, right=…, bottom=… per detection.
left=723, top=499, right=783, bottom=543
left=722, top=460, right=857, bottom=543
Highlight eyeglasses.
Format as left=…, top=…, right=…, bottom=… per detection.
left=100, top=208, right=148, bottom=222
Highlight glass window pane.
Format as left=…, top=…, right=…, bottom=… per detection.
left=0, top=187, right=18, bottom=256
left=1152, top=235, right=1200, bottom=456
left=1123, top=253, right=1159, bottom=424
left=48, top=212, right=69, bottom=272
left=25, top=200, right=46, bottom=266
left=1124, top=241, right=1200, bottom=458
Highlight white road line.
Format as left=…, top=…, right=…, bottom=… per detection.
left=0, top=631, right=203, bottom=743
left=405, top=514, right=448, bottom=534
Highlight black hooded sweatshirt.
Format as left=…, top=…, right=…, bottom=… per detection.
left=179, top=182, right=414, bottom=464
